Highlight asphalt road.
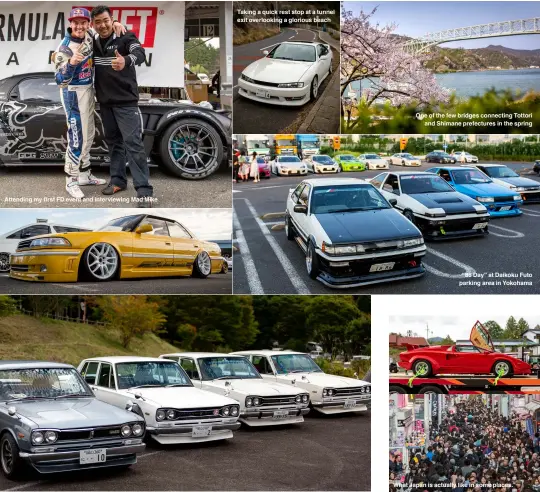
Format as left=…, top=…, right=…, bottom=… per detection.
left=0, top=165, right=232, bottom=209
left=233, top=28, right=339, bottom=134
left=233, top=161, right=540, bottom=294
left=0, top=412, right=370, bottom=491
left=0, top=272, right=232, bottom=295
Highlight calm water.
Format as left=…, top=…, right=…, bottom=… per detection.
left=348, top=68, right=540, bottom=98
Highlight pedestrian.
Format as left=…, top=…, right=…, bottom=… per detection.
left=90, top=5, right=154, bottom=207
left=249, top=152, right=260, bottom=183
left=233, top=153, right=240, bottom=183
left=238, top=151, right=250, bottom=182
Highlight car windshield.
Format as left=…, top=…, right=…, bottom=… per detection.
left=400, top=175, right=455, bottom=194
left=313, top=156, right=333, bottom=163
left=279, top=156, right=301, bottom=163
left=339, top=155, right=355, bottom=161
left=97, top=215, right=142, bottom=232
left=364, top=154, right=381, bottom=159
left=198, top=357, right=261, bottom=381
left=116, top=361, right=193, bottom=390
left=311, top=184, right=390, bottom=214
left=482, top=166, right=519, bottom=178
left=268, top=43, right=316, bottom=62
left=276, top=140, right=293, bottom=146
left=451, top=169, right=492, bottom=184
left=399, top=154, right=414, bottom=159
left=302, top=142, right=318, bottom=148
left=271, top=354, right=323, bottom=374
left=0, top=368, right=92, bottom=401
left=256, top=157, right=266, bottom=163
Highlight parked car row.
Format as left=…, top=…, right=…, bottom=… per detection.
left=0, top=352, right=370, bottom=479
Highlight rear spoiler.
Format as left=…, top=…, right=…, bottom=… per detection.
left=402, top=343, right=421, bottom=351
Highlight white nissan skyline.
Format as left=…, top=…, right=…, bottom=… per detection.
left=238, top=41, right=333, bottom=106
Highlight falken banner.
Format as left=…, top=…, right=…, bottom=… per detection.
left=0, top=1, right=185, bottom=87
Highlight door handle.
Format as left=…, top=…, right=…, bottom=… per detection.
left=165, top=242, right=172, bottom=245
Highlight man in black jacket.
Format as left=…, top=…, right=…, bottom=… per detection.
left=91, top=5, right=153, bottom=207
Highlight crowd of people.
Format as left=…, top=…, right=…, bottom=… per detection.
left=233, top=150, right=262, bottom=183
left=390, top=397, right=540, bottom=492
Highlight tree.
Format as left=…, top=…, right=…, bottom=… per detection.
left=345, top=314, right=371, bottom=358
left=440, top=335, right=455, bottom=345
left=517, top=318, right=530, bottom=338
left=503, top=316, right=520, bottom=339
left=483, top=320, right=504, bottom=340
left=0, top=296, right=17, bottom=317
left=95, top=296, right=166, bottom=348
left=184, top=40, right=219, bottom=74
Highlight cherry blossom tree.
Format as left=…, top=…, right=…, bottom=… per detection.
left=341, top=7, right=450, bottom=129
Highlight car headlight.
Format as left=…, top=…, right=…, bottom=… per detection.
left=334, top=245, right=357, bottom=255
left=365, top=386, right=371, bottom=394
left=230, top=406, right=239, bottom=417
left=403, top=237, right=424, bottom=247
left=31, top=431, right=45, bottom=445
left=513, top=195, right=521, bottom=201
left=121, top=424, right=132, bottom=437
left=223, top=406, right=230, bottom=416
left=241, top=74, right=254, bottom=83
left=326, top=389, right=335, bottom=396
left=425, top=210, right=446, bottom=218
left=277, top=82, right=304, bottom=88
left=322, top=389, right=328, bottom=397
left=253, top=397, right=261, bottom=406
left=132, top=423, right=144, bottom=436
left=44, top=430, right=58, bottom=443
left=302, top=394, right=309, bottom=403
left=29, top=237, right=71, bottom=248
left=246, top=397, right=253, bottom=407
left=476, top=197, right=494, bottom=203
left=295, top=395, right=302, bottom=403
left=166, top=409, right=176, bottom=420
left=514, top=187, right=526, bottom=192
left=156, top=409, right=166, bottom=421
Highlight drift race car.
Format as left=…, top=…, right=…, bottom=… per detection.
left=0, top=73, right=231, bottom=180
left=398, top=321, right=532, bottom=378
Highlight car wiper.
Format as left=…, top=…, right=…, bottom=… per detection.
left=55, top=394, right=90, bottom=399
left=165, top=384, right=191, bottom=387
left=328, top=207, right=382, bottom=213
left=215, top=376, right=242, bottom=380
left=22, top=98, right=56, bottom=103
left=274, top=56, right=294, bottom=60
left=130, top=384, right=163, bottom=388
left=5, top=396, right=55, bottom=403
left=288, top=370, right=306, bottom=373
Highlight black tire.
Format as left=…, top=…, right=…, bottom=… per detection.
left=81, top=243, right=119, bottom=282
left=492, top=360, right=512, bottom=377
left=192, top=251, right=212, bottom=278
left=418, top=386, right=446, bottom=395
left=285, top=215, right=295, bottom=240
left=220, top=261, right=228, bottom=274
left=389, top=385, right=407, bottom=395
left=403, top=210, right=415, bottom=224
left=1, top=433, right=24, bottom=480
left=306, top=241, right=320, bottom=280
left=412, top=359, right=433, bottom=377
left=328, top=62, right=333, bottom=75
left=0, top=253, right=10, bottom=273
left=309, top=76, right=319, bottom=101
left=158, top=118, right=224, bottom=180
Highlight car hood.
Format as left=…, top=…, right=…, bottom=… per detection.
left=409, top=192, right=479, bottom=213
left=9, top=398, right=137, bottom=428
left=243, top=57, right=312, bottom=83
left=496, top=177, right=540, bottom=187
left=277, top=162, right=304, bottom=168
left=205, top=379, right=302, bottom=396
left=314, top=208, right=421, bottom=243
left=365, top=159, right=386, bottom=165
left=456, top=182, right=516, bottom=196
left=124, top=386, right=235, bottom=408
left=275, top=372, right=369, bottom=388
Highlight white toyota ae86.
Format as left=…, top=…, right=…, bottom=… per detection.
left=238, top=41, right=333, bottom=106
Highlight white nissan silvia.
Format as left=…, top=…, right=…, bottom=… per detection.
left=238, top=41, right=333, bottom=106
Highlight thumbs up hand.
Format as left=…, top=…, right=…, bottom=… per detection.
left=111, top=49, right=125, bottom=71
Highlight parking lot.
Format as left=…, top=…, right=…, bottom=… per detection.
left=0, top=412, right=370, bottom=491
left=0, top=273, right=232, bottom=295
left=233, top=161, right=540, bottom=294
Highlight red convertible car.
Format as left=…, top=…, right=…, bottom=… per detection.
left=397, top=322, right=531, bottom=377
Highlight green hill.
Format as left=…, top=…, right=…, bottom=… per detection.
left=0, top=315, right=181, bottom=366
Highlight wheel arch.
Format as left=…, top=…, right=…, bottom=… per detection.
left=77, top=241, right=123, bottom=281
left=409, top=355, right=441, bottom=373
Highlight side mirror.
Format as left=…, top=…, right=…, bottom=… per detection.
left=388, top=198, right=397, bottom=207
left=135, top=223, right=153, bottom=234
left=293, top=204, right=308, bottom=215
left=263, top=50, right=269, bottom=55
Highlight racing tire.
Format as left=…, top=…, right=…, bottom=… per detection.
left=417, top=386, right=446, bottom=395
left=401, top=160, right=406, bottom=166
left=412, top=359, right=433, bottom=377
left=310, top=76, right=319, bottom=102
left=0, top=253, right=10, bottom=273
left=285, top=214, right=295, bottom=240
left=403, top=210, right=415, bottom=224
left=328, top=62, right=333, bottom=75
left=82, top=243, right=120, bottom=282
left=389, top=385, right=407, bottom=395
left=159, top=118, right=224, bottom=180
left=306, top=241, right=321, bottom=280
left=492, top=360, right=513, bottom=377
left=192, top=251, right=212, bottom=278
left=1, top=433, right=25, bottom=480
left=220, top=261, right=228, bottom=274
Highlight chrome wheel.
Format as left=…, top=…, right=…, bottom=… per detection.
left=306, top=245, right=313, bottom=274
left=168, top=123, right=219, bottom=175
left=312, top=77, right=318, bottom=98
left=0, top=253, right=10, bottom=273
left=1, top=439, right=13, bottom=475
left=495, top=361, right=510, bottom=376
left=414, top=361, right=429, bottom=375
left=86, top=243, right=118, bottom=280
left=197, top=251, right=212, bottom=276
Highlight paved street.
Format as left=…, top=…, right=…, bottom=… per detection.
left=233, top=161, right=540, bottom=294
left=233, top=28, right=340, bottom=134
left=0, top=412, right=370, bottom=491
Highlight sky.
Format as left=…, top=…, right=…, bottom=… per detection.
left=0, top=209, right=232, bottom=241
left=387, top=295, right=540, bottom=341
left=345, top=2, right=540, bottom=50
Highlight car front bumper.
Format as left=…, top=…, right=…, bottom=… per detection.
left=519, top=190, right=540, bottom=203
left=415, top=214, right=490, bottom=240
left=480, top=201, right=522, bottom=217
left=259, top=168, right=271, bottom=178
left=277, top=167, right=308, bottom=176
left=147, top=422, right=240, bottom=444
left=404, top=162, right=421, bottom=166
left=19, top=442, right=146, bottom=474
left=368, top=164, right=389, bottom=170
left=311, top=396, right=371, bottom=414
left=314, top=166, right=339, bottom=173
left=240, top=407, right=309, bottom=426
left=9, top=250, right=81, bottom=282
left=238, top=78, right=310, bottom=106
left=341, top=164, right=365, bottom=171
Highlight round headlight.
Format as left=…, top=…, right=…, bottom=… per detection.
left=246, top=398, right=253, bottom=407
left=132, top=423, right=144, bottom=436
left=231, top=406, right=239, bottom=416
left=295, top=395, right=302, bottom=403
left=32, top=431, right=44, bottom=445
left=302, top=395, right=309, bottom=403
left=44, top=431, right=57, bottom=443
left=253, top=397, right=261, bottom=406
left=322, top=389, right=328, bottom=397
left=121, top=424, right=132, bottom=437
left=223, top=406, right=230, bottom=416
left=156, top=409, right=166, bottom=421
left=359, top=386, right=365, bottom=393
left=365, top=386, right=371, bottom=394
left=328, top=389, right=334, bottom=396
left=166, top=409, right=176, bottom=420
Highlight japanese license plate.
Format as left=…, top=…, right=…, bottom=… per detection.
left=80, top=448, right=106, bottom=464
left=369, top=262, right=395, bottom=272
left=273, top=409, right=290, bottom=420
left=499, top=206, right=511, bottom=211
left=344, top=400, right=357, bottom=409
left=192, top=425, right=212, bottom=438
left=472, top=222, right=488, bottom=230
left=256, top=89, right=270, bottom=98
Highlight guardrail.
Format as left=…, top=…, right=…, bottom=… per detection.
left=18, top=308, right=107, bottom=326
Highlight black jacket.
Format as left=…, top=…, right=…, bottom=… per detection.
left=93, top=31, right=146, bottom=106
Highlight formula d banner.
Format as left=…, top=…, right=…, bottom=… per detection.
left=0, top=1, right=185, bottom=87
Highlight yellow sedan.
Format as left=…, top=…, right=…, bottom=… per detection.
left=9, top=214, right=223, bottom=282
